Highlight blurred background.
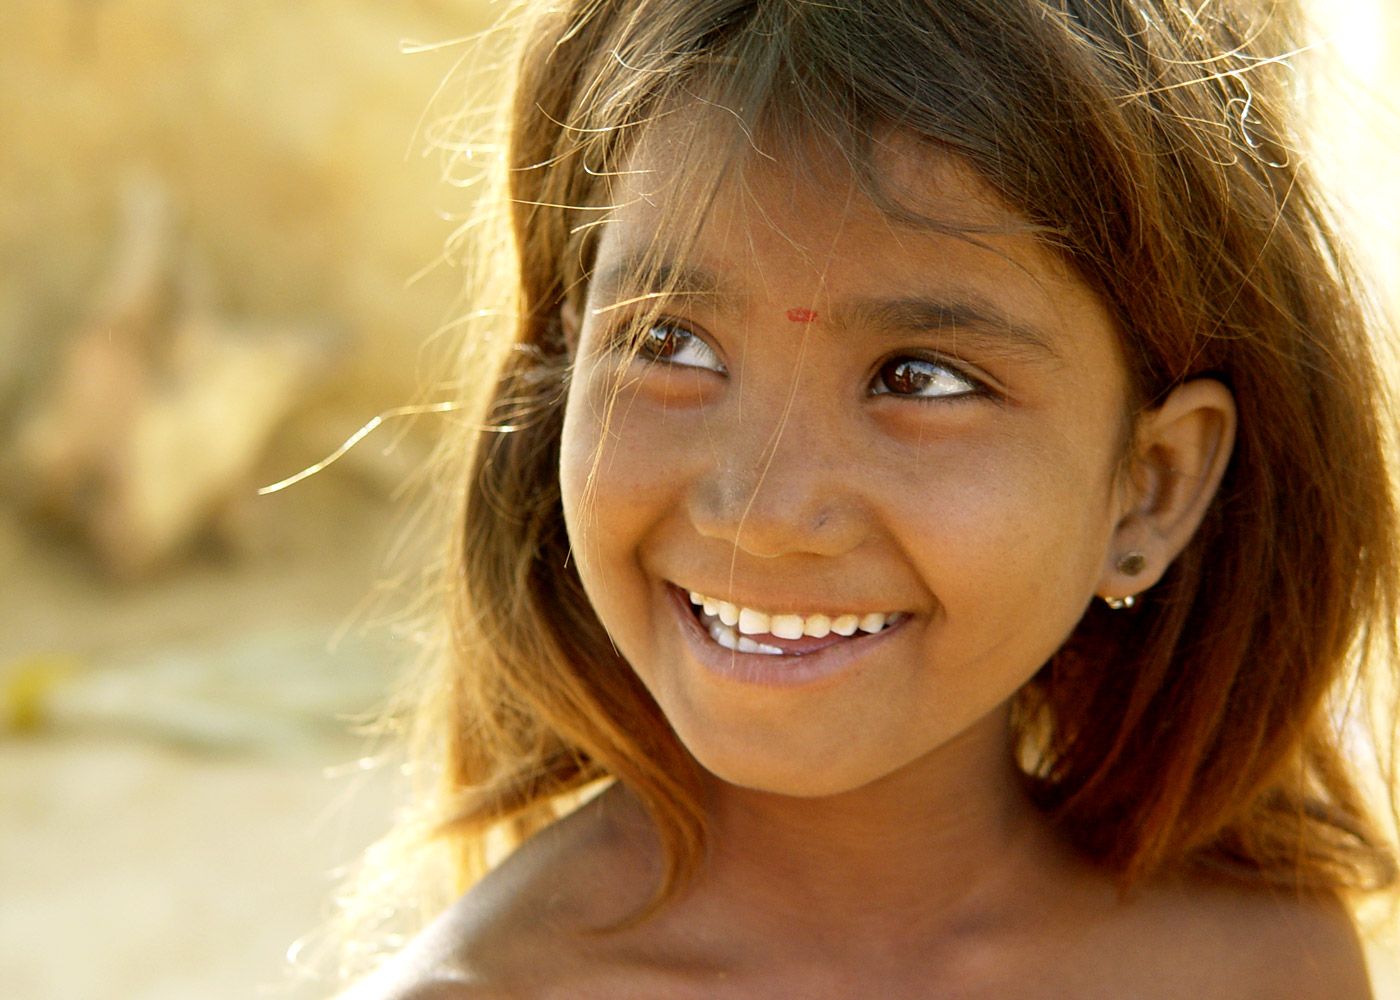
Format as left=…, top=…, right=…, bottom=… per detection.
left=0, top=1, right=1398, bottom=998
left=0, top=2, right=498, bottom=997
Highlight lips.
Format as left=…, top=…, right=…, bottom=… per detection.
left=665, top=583, right=909, bottom=687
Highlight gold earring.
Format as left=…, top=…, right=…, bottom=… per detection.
left=1103, top=552, right=1146, bottom=609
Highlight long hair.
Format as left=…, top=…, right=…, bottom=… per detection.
left=409, top=0, right=1399, bottom=924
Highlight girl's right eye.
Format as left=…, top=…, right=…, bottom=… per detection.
left=634, top=320, right=725, bottom=373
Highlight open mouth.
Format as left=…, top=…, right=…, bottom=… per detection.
left=680, top=586, right=907, bottom=656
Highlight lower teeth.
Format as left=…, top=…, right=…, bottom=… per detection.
left=709, top=621, right=784, bottom=655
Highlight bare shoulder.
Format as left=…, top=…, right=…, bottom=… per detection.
left=328, top=911, right=510, bottom=1000
left=332, top=786, right=663, bottom=1000
left=1120, top=874, right=1374, bottom=1000
left=334, top=963, right=499, bottom=1000
left=1229, top=887, right=1373, bottom=999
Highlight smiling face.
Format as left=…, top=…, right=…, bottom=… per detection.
left=558, top=131, right=1136, bottom=798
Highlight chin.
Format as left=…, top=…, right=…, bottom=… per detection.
left=708, top=767, right=861, bottom=799
left=681, top=734, right=892, bottom=799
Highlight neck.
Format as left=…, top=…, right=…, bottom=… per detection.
left=686, top=710, right=1081, bottom=952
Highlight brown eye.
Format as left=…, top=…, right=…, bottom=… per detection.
left=640, top=323, right=682, bottom=359
left=872, top=357, right=978, bottom=398
left=634, top=321, right=724, bottom=372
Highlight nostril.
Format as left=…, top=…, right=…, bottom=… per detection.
left=686, top=472, right=867, bottom=560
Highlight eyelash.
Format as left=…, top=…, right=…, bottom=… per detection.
left=629, top=319, right=725, bottom=373
left=869, top=353, right=990, bottom=402
left=623, top=318, right=993, bottom=402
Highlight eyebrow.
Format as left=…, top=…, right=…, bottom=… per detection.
left=589, top=254, right=1063, bottom=363
left=588, top=255, right=743, bottom=317
left=830, top=296, right=1062, bottom=363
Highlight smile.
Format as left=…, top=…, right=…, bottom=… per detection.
left=685, top=589, right=907, bottom=656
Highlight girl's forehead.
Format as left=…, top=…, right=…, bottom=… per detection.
left=590, top=117, right=1081, bottom=304
left=608, top=118, right=1025, bottom=238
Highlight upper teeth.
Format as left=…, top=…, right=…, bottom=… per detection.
left=688, top=590, right=895, bottom=638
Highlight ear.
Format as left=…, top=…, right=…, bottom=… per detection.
left=1098, top=378, right=1237, bottom=603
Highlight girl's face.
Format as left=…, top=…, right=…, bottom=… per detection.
left=559, top=131, right=1135, bottom=798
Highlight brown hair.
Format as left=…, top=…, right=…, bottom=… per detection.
left=418, top=0, right=1399, bottom=915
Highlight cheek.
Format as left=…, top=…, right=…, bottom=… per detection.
left=559, top=374, right=622, bottom=609
left=558, top=374, right=677, bottom=645
left=887, top=432, right=1117, bottom=616
left=557, top=382, right=594, bottom=554
left=562, top=387, right=664, bottom=533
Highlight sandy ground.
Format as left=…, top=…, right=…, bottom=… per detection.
left=0, top=733, right=397, bottom=1000
left=0, top=471, right=419, bottom=1000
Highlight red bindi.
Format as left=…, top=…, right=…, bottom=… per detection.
left=785, top=307, right=818, bottom=323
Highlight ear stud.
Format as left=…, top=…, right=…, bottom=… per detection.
left=1102, top=552, right=1146, bottom=609
left=1116, top=551, right=1146, bottom=576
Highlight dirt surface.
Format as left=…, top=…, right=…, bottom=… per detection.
left=1, top=733, right=398, bottom=1000
left=0, top=471, right=427, bottom=1000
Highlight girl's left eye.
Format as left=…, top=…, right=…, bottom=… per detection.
left=871, top=356, right=981, bottom=399
left=634, top=321, right=725, bottom=373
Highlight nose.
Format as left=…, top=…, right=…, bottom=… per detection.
left=686, top=402, right=869, bottom=559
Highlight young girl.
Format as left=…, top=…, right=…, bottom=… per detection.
left=340, top=0, right=1400, bottom=995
